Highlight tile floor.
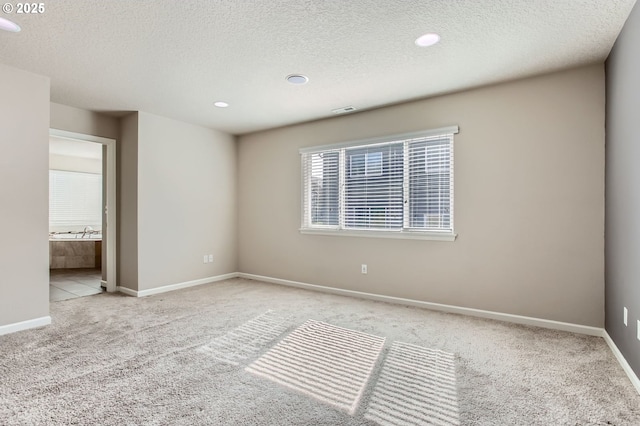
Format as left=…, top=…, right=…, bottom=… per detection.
left=49, top=268, right=103, bottom=302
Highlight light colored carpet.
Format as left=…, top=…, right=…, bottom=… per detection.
left=200, top=310, right=290, bottom=365
left=246, top=319, right=385, bottom=415
left=1, top=277, right=639, bottom=425
left=365, top=342, right=459, bottom=426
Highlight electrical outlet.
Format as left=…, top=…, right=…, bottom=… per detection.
left=208, top=254, right=213, bottom=263
left=624, top=307, right=628, bottom=326
left=203, top=255, right=208, bottom=263
left=361, top=264, right=367, bottom=274
left=637, top=320, right=640, bottom=341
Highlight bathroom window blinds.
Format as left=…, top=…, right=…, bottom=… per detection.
left=49, top=170, right=102, bottom=232
left=301, top=126, right=457, bottom=237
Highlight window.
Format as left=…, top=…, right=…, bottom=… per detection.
left=350, top=151, right=383, bottom=177
left=49, top=170, right=102, bottom=232
left=300, top=126, right=458, bottom=240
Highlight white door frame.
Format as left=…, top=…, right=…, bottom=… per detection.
left=49, top=129, right=118, bottom=293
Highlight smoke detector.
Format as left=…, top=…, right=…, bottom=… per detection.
left=286, top=74, right=309, bottom=85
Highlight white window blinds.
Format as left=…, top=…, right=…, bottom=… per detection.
left=301, top=126, right=457, bottom=237
left=407, top=137, right=452, bottom=230
left=49, top=170, right=102, bottom=232
left=302, top=151, right=340, bottom=227
left=345, top=143, right=404, bottom=229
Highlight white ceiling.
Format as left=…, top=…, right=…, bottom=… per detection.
left=0, top=0, right=636, bottom=135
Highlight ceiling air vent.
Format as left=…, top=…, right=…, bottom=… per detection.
left=331, top=106, right=357, bottom=114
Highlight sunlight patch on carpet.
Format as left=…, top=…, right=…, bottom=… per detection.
left=365, top=342, right=460, bottom=426
left=199, top=310, right=289, bottom=365
left=246, top=319, right=385, bottom=414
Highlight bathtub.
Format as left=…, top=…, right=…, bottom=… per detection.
left=49, top=234, right=102, bottom=269
left=49, top=233, right=102, bottom=241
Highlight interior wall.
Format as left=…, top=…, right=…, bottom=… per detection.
left=50, top=103, right=119, bottom=140
left=0, top=64, right=50, bottom=328
left=117, top=113, right=139, bottom=291
left=605, top=2, right=640, bottom=376
left=136, top=112, right=237, bottom=290
left=238, top=64, right=605, bottom=326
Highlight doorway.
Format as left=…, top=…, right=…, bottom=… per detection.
left=48, top=129, right=117, bottom=295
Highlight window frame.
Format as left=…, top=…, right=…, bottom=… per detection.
left=300, top=126, right=458, bottom=241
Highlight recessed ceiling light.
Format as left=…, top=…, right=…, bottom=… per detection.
left=214, top=101, right=229, bottom=108
left=415, top=33, right=440, bottom=47
left=0, top=17, right=21, bottom=33
left=286, top=74, right=309, bottom=85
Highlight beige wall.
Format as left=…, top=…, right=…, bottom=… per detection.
left=238, top=64, right=605, bottom=326
left=0, top=64, right=50, bottom=327
left=112, top=111, right=238, bottom=292
left=50, top=102, right=119, bottom=140
left=136, top=112, right=237, bottom=290
left=118, top=112, right=139, bottom=290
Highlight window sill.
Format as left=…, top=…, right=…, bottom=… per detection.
left=299, top=228, right=457, bottom=242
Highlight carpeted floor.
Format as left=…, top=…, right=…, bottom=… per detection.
left=1, top=277, right=639, bottom=425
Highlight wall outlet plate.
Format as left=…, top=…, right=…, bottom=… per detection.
left=208, top=254, right=213, bottom=263
left=203, top=255, right=208, bottom=263
left=624, top=307, right=628, bottom=326
left=637, top=320, right=640, bottom=341
left=361, top=264, right=367, bottom=274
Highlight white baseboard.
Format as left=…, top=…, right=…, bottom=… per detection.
left=602, top=331, right=640, bottom=395
left=237, top=273, right=603, bottom=336
left=116, top=285, right=138, bottom=297
left=0, top=316, right=52, bottom=336
left=117, top=273, right=239, bottom=297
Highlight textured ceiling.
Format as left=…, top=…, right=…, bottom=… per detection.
left=0, top=0, right=636, bottom=135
